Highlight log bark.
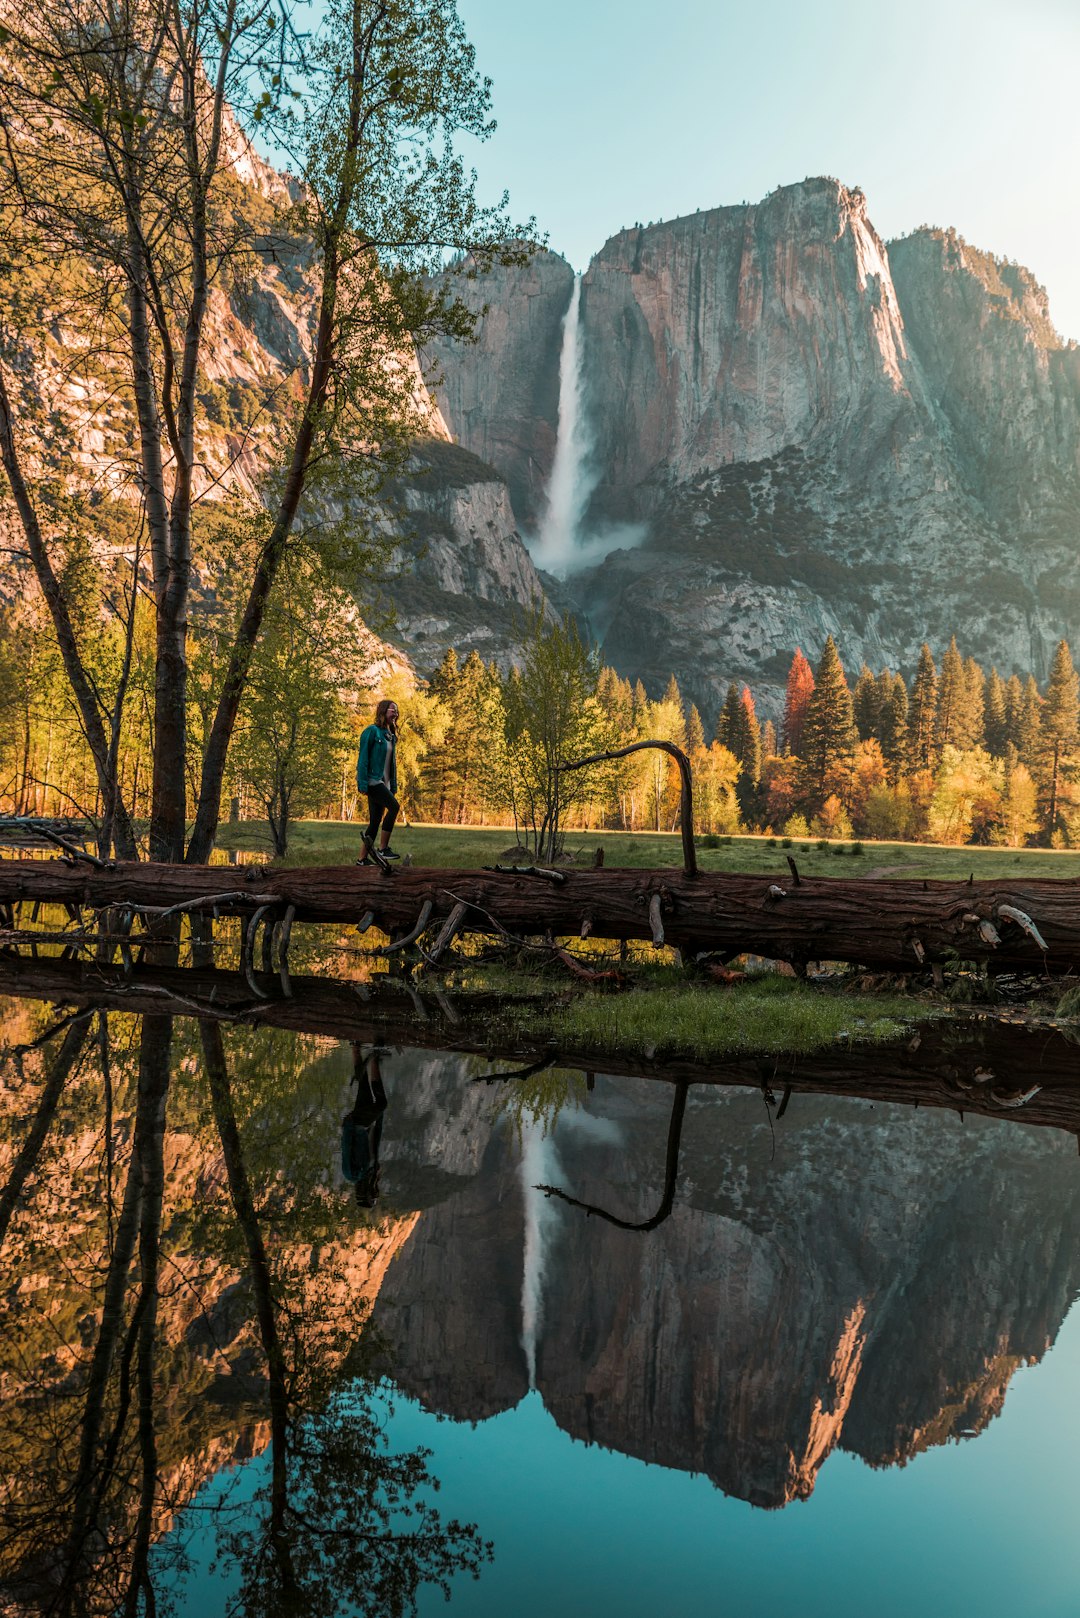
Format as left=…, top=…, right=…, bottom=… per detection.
left=1, top=953, right=1078, bottom=1141
left=4, top=856, right=1080, bottom=973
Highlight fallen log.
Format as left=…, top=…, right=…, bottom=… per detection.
left=1, top=953, right=1080, bottom=1141
left=3, top=856, right=1080, bottom=974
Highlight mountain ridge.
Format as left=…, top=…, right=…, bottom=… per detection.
left=424, top=177, right=1080, bottom=724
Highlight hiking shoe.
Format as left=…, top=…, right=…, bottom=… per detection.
left=380, top=846, right=402, bottom=861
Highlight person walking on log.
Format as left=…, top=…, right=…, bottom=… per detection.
left=356, top=699, right=401, bottom=865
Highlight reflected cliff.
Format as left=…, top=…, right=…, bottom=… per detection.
left=373, top=1052, right=1080, bottom=1510
left=3, top=977, right=1080, bottom=1615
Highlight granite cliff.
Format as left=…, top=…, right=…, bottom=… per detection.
left=0, top=145, right=544, bottom=677
left=427, top=179, right=1080, bottom=723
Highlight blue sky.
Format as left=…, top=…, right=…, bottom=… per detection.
left=453, top=0, right=1080, bottom=339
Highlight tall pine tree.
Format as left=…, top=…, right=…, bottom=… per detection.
left=853, top=663, right=879, bottom=741
left=1018, top=675, right=1043, bottom=763
left=685, top=703, right=706, bottom=754
left=908, top=644, right=938, bottom=771
left=799, top=636, right=857, bottom=809
left=958, top=657, right=986, bottom=751
left=1041, top=639, right=1078, bottom=841
left=878, top=672, right=908, bottom=780
left=934, top=637, right=964, bottom=753
left=984, top=667, right=1008, bottom=756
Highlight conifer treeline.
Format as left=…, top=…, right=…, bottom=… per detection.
left=394, top=634, right=1080, bottom=847
left=4, top=593, right=1079, bottom=847
left=722, top=634, right=1079, bottom=846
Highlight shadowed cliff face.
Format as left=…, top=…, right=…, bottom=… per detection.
left=382, top=439, right=546, bottom=671
left=374, top=1075, right=1080, bottom=1509
left=422, top=250, right=576, bottom=531
left=429, top=177, right=1080, bottom=722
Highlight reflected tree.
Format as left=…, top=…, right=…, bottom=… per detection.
left=198, top=1018, right=491, bottom=1616
left=0, top=1009, right=490, bottom=1617
left=539, top=1082, right=690, bottom=1232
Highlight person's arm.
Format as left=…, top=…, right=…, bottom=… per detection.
left=356, top=726, right=373, bottom=789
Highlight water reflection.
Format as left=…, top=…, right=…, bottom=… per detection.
left=374, top=1056, right=1080, bottom=1509
left=342, top=1045, right=389, bottom=1210
left=2, top=967, right=1080, bottom=1612
left=0, top=1007, right=487, bottom=1615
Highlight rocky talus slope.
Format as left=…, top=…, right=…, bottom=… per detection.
left=431, top=179, right=1080, bottom=723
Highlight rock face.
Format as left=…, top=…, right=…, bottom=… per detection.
left=0, top=169, right=546, bottom=684
left=434, top=179, right=1080, bottom=725
left=422, top=250, right=575, bottom=531
left=374, top=1070, right=1080, bottom=1509
left=383, top=439, right=544, bottom=672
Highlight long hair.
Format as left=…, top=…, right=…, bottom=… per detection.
left=374, top=699, right=397, bottom=732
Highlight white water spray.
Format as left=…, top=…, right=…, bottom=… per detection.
left=533, top=276, right=598, bottom=577
left=519, top=1122, right=559, bottom=1389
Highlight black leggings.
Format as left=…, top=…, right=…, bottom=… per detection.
left=364, top=783, right=399, bottom=845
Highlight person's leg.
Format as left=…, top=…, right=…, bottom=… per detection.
left=378, top=791, right=400, bottom=850
left=364, top=788, right=388, bottom=848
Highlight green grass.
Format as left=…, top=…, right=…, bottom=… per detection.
left=217, top=817, right=1080, bottom=882
left=515, top=972, right=927, bottom=1058
left=446, top=960, right=930, bottom=1059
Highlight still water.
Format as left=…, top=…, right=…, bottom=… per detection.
left=2, top=991, right=1080, bottom=1615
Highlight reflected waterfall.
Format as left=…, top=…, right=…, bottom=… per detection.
left=519, top=1121, right=560, bottom=1389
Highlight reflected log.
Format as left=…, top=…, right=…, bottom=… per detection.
left=5, top=856, right=1080, bottom=972
left=3, top=953, right=1080, bottom=1141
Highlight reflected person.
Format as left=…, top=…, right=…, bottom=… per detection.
left=341, top=1045, right=388, bottom=1208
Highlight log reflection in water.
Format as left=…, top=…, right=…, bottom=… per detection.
left=0, top=1005, right=490, bottom=1617
left=2, top=951, right=1080, bottom=1139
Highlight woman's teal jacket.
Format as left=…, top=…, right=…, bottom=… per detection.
left=356, top=724, right=397, bottom=794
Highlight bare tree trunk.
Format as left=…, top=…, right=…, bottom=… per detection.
left=0, top=365, right=137, bottom=858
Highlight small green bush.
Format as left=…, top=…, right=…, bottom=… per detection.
left=781, top=836, right=793, bottom=848
left=816, top=838, right=829, bottom=851
left=1058, top=985, right=1080, bottom=1018
left=766, top=836, right=777, bottom=847
left=852, top=841, right=864, bottom=855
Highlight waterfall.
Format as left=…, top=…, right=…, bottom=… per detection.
left=533, top=275, right=597, bottom=577
left=519, top=1122, right=559, bottom=1390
